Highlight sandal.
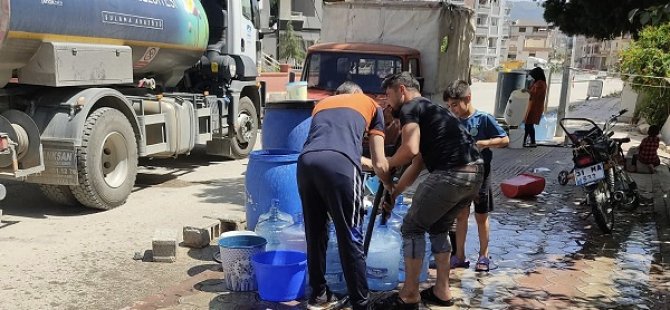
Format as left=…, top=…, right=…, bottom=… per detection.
left=450, top=256, right=470, bottom=269
left=475, top=256, right=490, bottom=272
left=420, top=286, right=456, bottom=307
left=373, top=292, right=419, bottom=310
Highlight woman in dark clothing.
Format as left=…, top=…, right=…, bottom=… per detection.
left=524, top=67, right=547, bottom=147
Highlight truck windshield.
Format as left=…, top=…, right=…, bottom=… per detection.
left=303, top=52, right=403, bottom=94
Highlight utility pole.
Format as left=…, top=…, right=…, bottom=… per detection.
left=555, top=35, right=575, bottom=137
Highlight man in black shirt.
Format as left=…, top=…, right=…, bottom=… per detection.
left=375, top=72, right=484, bottom=309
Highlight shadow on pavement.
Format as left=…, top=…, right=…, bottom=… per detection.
left=193, top=177, right=246, bottom=206
left=0, top=181, right=98, bottom=219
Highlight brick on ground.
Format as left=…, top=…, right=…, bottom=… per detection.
left=152, top=229, right=178, bottom=263
left=182, top=218, right=221, bottom=248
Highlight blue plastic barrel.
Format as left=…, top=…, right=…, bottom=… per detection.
left=245, top=149, right=302, bottom=230
left=262, top=100, right=316, bottom=152
left=252, top=250, right=307, bottom=302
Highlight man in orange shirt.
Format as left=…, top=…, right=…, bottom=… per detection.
left=298, top=83, right=390, bottom=310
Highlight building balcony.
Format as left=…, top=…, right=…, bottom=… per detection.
left=489, top=26, right=499, bottom=36
left=488, top=47, right=497, bottom=54
left=476, top=26, right=488, bottom=36
left=472, top=46, right=488, bottom=55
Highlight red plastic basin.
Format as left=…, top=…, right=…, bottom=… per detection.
left=500, top=173, right=546, bottom=198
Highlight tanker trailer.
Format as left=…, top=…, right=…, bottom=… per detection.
left=0, top=0, right=265, bottom=210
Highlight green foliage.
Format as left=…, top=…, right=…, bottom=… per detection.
left=629, top=3, right=670, bottom=27
left=541, top=0, right=668, bottom=40
left=619, top=23, right=670, bottom=126
left=440, top=36, right=449, bottom=53
left=278, top=21, right=305, bottom=64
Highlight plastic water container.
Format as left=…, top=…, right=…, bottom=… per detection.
left=325, top=225, right=347, bottom=295
left=394, top=195, right=410, bottom=218
left=504, top=89, right=531, bottom=127
left=278, top=213, right=307, bottom=253
left=508, top=127, right=525, bottom=149
left=286, top=81, right=308, bottom=100
left=255, top=201, right=293, bottom=251
left=386, top=211, right=403, bottom=233
left=536, top=112, right=557, bottom=142
left=252, top=250, right=307, bottom=302
left=398, top=235, right=430, bottom=283
left=366, top=223, right=401, bottom=291
left=218, top=235, right=267, bottom=291
left=245, top=149, right=302, bottom=230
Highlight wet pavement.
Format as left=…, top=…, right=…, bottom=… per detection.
left=126, top=145, right=670, bottom=310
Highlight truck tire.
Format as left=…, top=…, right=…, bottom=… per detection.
left=229, top=97, right=258, bottom=159
left=70, top=108, right=138, bottom=210
left=39, top=184, right=79, bottom=206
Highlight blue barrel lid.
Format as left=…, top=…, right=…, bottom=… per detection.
left=266, top=99, right=316, bottom=110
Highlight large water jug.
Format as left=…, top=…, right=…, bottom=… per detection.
left=398, top=235, right=430, bottom=283
left=504, top=89, right=531, bottom=127
left=278, top=213, right=307, bottom=253
left=255, top=201, right=293, bottom=251
left=325, top=225, right=347, bottom=295
left=394, top=195, right=410, bottom=218
left=366, top=222, right=401, bottom=291
left=387, top=211, right=403, bottom=233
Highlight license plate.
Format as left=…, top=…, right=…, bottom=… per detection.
left=575, top=163, right=605, bottom=186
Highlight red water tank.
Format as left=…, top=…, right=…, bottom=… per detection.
left=500, top=173, right=546, bottom=198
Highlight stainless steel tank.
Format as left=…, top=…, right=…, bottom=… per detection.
left=0, top=0, right=209, bottom=87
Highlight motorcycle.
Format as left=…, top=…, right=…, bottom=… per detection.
left=557, top=109, right=640, bottom=233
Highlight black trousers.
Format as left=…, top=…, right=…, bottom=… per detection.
left=297, top=151, right=368, bottom=309
left=524, top=123, right=536, bottom=144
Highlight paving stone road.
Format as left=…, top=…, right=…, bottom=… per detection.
left=127, top=145, right=670, bottom=310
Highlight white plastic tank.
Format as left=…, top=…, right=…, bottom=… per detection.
left=504, top=90, right=531, bottom=127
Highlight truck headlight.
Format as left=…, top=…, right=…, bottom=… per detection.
left=229, top=63, right=237, bottom=77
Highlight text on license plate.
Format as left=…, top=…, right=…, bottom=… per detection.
left=575, top=163, right=605, bottom=186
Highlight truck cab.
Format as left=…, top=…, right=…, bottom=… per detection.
left=301, top=43, right=422, bottom=146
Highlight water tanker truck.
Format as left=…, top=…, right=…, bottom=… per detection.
left=0, top=0, right=265, bottom=210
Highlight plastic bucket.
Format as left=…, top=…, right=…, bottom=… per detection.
left=245, top=149, right=302, bottom=230
left=218, top=235, right=267, bottom=292
left=262, top=100, right=315, bottom=152
left=252, top=250, right=307, bottom=302
left=286, top=81, right=308, bottom=100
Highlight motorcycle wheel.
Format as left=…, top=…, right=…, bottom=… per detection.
left=618, top=170, right=640, bottom=211
left=591, top=181, right=614, bottom=234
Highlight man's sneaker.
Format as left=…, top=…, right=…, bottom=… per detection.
left=307, top=289, right=346, bottom=310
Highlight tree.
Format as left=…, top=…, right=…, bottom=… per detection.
left=619, top=23, right=670, bottom=126
left=541, top=0, right=669, bottom=39
left=278, top=21, right=305, bottom=65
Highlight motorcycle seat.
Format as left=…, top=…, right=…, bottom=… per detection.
left=613, top=137, right=631, bottom=144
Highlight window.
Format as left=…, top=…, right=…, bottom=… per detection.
left=529, top=52, right=536, bottom=57
left=488, top=38, right=496, bottom=48
left=475, top=36, right=486, bottom=46
left=476, top=15, right=487, bottom=26
left=479, top=0, right=488, bottom=6
left=519, top=27, right=526, bottom=33
left=491, top=18, right=498, bottom=26
left=306, top=53, right=403, bottom=94
left=508, top=54, right=516, bottom=60
left=409, top=59, right=419, bottom=76
left=242, top=0, right=252, bottom=20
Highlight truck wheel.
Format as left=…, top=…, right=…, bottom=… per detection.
left=70, top=108, right=138, bottom=210
left=229, top=97, right=258, bottom=159
left=39, top=184, right=79, bottom=206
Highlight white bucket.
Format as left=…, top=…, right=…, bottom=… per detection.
left=286, top=81, right=308, bottom=100
left=508, top=127, right=525, bottom=149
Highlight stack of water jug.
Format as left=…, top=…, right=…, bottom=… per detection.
left=254, top=192, right=434, bottom=295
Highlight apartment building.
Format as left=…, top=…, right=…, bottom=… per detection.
left=452, top=0, right=512, bottom=68
left=574, top=35, right=632, bottom=71
left=507, top=21, right=565, bottom=66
